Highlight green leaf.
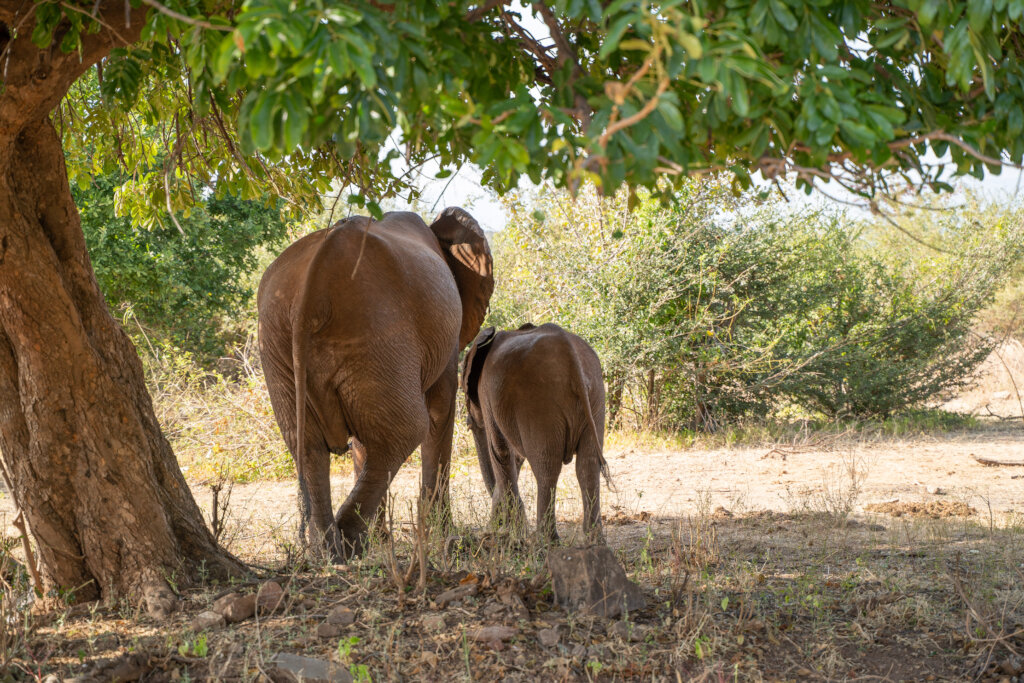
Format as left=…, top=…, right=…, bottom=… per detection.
left=968, top=0, right=993, bottom=32
left=769, top=0, right=799, bottom=31
left=599, top=13, right=636, bottom=58
left=677, top=31, right=703, bottom=58
left=839, top=120, right=876, bottom=146
left=657, top=100, right=684, bottom=132
left=917, top=0, right=942, bottom=28
left=250, top=91, right=278, bottom=151
left=280, top=94, right=308, bottom=151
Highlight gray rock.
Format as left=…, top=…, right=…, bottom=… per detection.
left=468, top=625, right=517, bottom=642
left=547, top=545, right=646, bottom=618
left=422, top=613, right=447, bottom=631
left=267, top=653, right=353, bottom=683
left=316, top=622, right=345, bottom=639
left=143, top=582, right=177, bottom=621
left=326, top=605, right=355, bottom=626
left=608, top=620, right=647, bottom=641
left=537, top=627, right=560, bottom=647
left=215, top=593, right=256, bottom=623
left=570, top=643, right=587, bottom=659
left=213, top=592, right=239, bottom=613
left=257, top=581, right=286, bottom=613
left=192, top=610, right=226, bottom=631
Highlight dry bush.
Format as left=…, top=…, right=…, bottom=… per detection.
left=0, top=534, right=29, bottom=675
left=947, top=338, right=1024, bottom=418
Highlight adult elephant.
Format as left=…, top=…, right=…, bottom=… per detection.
left=257, top=208, right=493, bottom=559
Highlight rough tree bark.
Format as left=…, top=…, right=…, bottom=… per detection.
left=0, top=2, right=244, bottom=607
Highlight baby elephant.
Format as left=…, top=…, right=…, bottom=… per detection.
left=461, top=322, right=610, bottom=541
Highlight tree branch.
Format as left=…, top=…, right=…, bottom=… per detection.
left=530, top=2, right=592, bottom=130
left=466, top=0, right=509, bottom=23
left=138, top=0, right=231, bottom=31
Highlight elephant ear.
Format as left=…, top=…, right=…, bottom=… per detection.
left=429, top=207, right=494, bottom=349
left=461, top=327, right=496, bottom=407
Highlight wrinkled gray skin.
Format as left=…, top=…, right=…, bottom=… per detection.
left=461, top=322, right=610, bottom=541
left=258, top=208, right=493, bottom=560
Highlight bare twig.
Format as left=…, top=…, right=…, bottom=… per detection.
left=138, top=0, right=232, bottom=31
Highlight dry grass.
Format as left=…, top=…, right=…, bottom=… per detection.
left=3, top=337, right=1023, bottom=680
left=5, top=489, right=1023, bottom=682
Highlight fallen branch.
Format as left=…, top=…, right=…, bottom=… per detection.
left=984, top=404, right=1024, bottom=421
left=971, top=453, right=1024, bottom=467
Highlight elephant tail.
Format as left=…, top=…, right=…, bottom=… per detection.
left=292, top=315, right=309, bottom=470
left=291, top=238, right=322, bottom=472
left=570, top=348, right=614, bottom=492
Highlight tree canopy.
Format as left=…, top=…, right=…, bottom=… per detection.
left=42, top=0, right=1024, bottom=225
left=3, top=0, right=1024, bottom=604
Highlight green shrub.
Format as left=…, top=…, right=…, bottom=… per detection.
left=492, top=180, right=1023, bottom=429
left=75, top=172, right=290, bottom=358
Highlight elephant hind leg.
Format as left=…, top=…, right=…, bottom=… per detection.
left=341, top=439, right=389, bottom=540
left=299, top=439, right=345, bottom=559
left=535, top=463, right=562, bottom=543
left=334, top=398, right=429, bottom=557
left=575, top=438, right=605, bottom=541
left=420, top=358, right=458, bottom=529
left=488, top=431, right=527, bottom=534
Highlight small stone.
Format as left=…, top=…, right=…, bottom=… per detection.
left=469, top=625, right=517, bottom=642
left=538, top=627, right=560, bottom=647
left=570, top=643, right=586, bottom=659
left=267, top=653, right=353, bottom=683
left=213, top=592, right=240, bottom=613
left=547, top=545, right=646, bottom=618
left=41, top=676, right=61, bottom=683
left=326, top=606, right=355, bottom=626
left=609, top=621, right=632, bottom=640
left=587, top=644, right=605, bottom=659
left=316, top=622, right=345, bottom=639
left=422, top=614, right=447, bottom=631
left=257, top=581, right=285, bottom=613
left=796, top=668, right=812, bottom=677
left=144, top=582, right=178, bottom=621
left=482, top=602, right=505, bottom=618
left=192, top=610, right=226, bottom=631
left=221, top=594, right=257, bottom=623
left=435, top=583, right=478, bottom=608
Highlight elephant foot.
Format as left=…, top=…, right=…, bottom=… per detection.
left=583, top=525, right=607, bottom=546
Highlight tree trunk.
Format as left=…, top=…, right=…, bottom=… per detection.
left=0, top=4, right=244, bottom=606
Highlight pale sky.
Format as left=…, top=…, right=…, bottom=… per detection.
left=387, top=159, right=1024, bottom=233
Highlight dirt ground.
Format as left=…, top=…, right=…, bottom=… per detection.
left=3, top=421, right=1024, bottom=682
left=3, top=422, right=1024, bottom=549
left=158, top=421, right=1024, bottom=561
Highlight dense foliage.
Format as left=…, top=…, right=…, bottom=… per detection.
left=492, top=183, right=1023, bottom=429
left=74, top=172, right=289, bottom=357
left=36, top=0, right=1024, bottom=229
